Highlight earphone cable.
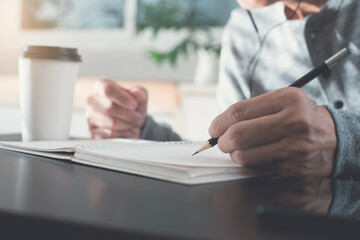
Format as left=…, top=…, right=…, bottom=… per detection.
left=246, top=0, right=302, bottom=98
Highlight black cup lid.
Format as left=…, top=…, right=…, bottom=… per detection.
left=20, top=46, right=82, bottom=62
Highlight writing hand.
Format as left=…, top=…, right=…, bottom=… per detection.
left=86, top=79, right=148, bottom=139
left=209, top=87, right=337, bottom=177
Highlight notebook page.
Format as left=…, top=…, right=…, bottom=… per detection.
left=0, top=141, right=77, bottom=152
left=74, top=141, right=240, bottom=168
left=0, top=145, right=74, bottom=160
left=0, top=139, right=150, bottom=152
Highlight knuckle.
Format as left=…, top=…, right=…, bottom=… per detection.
left=229, top=102, right=246, bottom=122
left=285, top=88, right=307, bottom=104
left=231, top=151, right=250, bottom=166
left=105, top=101, right=116, bottom=115
left=284, top=109, right=312, bottom=134
left=217, top=138, right=228, bottom=153
left=239, top=152, right=251, bottom=166
left=227, top=125, right=242, bottom=148
left=291, top=114, right=313, bottom=134
left=109, top=118, right=118, bottom=129
left=109, top=130, right=118, bottom=138
left=85, top=111, right=96, bottom=125
left=103, top=84, right=113, bottom=97
left=230, top=151, right=241, bottom=164
left=287, top=141, right=313, bottom=157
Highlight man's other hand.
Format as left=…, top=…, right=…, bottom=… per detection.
left=86, top=79, right=148, bottom=139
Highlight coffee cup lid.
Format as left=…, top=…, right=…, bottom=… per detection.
left=20, top=46, right=82, bottom=62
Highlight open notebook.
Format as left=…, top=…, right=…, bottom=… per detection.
left=0, top=140, right=266, bottom=185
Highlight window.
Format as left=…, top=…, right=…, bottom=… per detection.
left=15, top=0, right=239, bottom=80
left=21, top=0, right=125, bottom=29
left=137, top=0, right=238, bottom=29
left=21, top=0, right=238, bottom=31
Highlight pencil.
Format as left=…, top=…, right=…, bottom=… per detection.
left=192, top=137, right=218, bottom=156
left=192, top=47, right=350, bottom=156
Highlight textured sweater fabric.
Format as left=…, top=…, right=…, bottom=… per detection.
left=141, top=0, right=360, bottom=178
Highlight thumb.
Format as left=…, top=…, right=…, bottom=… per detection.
left=129, top=87, right=148, bottom=104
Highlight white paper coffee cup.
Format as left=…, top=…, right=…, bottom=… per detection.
left=18, top=46, right=82, bottom=141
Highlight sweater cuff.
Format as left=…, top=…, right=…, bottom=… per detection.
left=325, top=105, right=360, bottom=178
left=140, top=116, right=182, bottom=141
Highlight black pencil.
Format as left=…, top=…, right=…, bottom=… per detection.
left=192, top=48, right=350, bottom=156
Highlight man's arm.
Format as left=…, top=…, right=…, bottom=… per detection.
left=140, top=116, right=182, bottom=141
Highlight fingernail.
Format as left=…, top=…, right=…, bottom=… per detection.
left=129, top=87, right=139, bottom=93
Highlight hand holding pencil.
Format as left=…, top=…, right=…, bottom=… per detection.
left=193, top=48, right=350, bottom=178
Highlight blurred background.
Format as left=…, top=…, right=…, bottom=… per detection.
left=0, top=0, right=239, bottom=140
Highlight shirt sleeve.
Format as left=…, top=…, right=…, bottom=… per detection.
left=140, top=116, right=182, bottom=141
left=326, top=105, right=360, bottom=178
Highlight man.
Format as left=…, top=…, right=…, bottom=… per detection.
left=86, top=0, right=360, bottom=178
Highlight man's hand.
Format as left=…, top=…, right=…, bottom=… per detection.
left=209, top=87, right=337, bottom=177
left=86, top=79, right=148, bottom=139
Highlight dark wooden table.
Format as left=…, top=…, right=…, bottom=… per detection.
left=0, top=134, right=357, bottom=240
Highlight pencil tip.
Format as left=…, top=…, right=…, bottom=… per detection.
left=192, top=151, right=198, bottom=156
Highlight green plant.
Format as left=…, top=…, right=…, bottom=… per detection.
left=137, top=0, right=221, bottom=67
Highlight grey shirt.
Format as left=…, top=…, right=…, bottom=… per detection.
left=141, top=0, right=360, bottom=179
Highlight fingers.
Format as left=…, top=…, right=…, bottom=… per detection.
left=93, top=79, right=138, bottom=110
left=86, top=80, right=149, bottom=140
left=209, top=87, right=306, bottom=138
left=89, top=127, right=140, bottom=139
left=229, top=140, right=286, bottom=167
left=228, top=139, right=319, bottom=177
left=87, top=94, right=142, bottom=123
left=87, top=108, right=134, bottom=131
left=217, top=112, right=284, bottom=153
left=129, top=87, right=148, bottom=117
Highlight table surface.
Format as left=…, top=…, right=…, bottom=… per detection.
left=0, top=134, right=357, bottom=240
